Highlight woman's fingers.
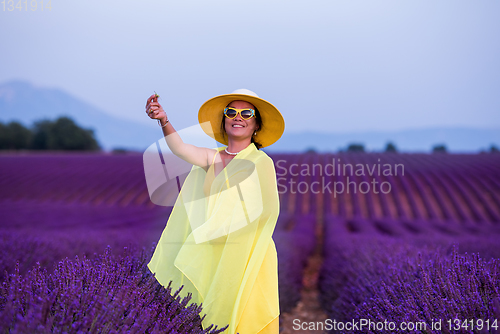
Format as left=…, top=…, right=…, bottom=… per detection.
left=146, top=101, right=161, bottom=110
left=152, top=110, right=163, bottom=119
left=145, top=94, right=156, bottom=108
left=146, top=107, right=164, bottom=118
left=147, top=105, right=164, bottom=117
left=145, top=93, right=164, bottom=119
left=145, top=92, right=160, bottom=108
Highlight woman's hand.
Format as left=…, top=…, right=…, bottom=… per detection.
left=144, top=92, right=212, bottom=169
left=145, top=93, right=168, bottom=123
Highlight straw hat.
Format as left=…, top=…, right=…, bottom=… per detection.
left=198, top=89, right=285, bottom=148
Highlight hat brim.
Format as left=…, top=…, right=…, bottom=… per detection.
left=198, top=93, right=285, bottom=148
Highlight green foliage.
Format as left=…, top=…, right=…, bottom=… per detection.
left=0, top=116, right=100, bottom=151
left=346, top=143, right=365, bottom=153
left=111, top=148, right=129, bottom=154
left=0, top=121, right=32, bottom=150
left=432, top=144, right=447, bottom=153
left=384, top=141, right=397, bottom=153
left=490, top=144, right=499, bottom=153
left=304, top=147, right=317, bottom=154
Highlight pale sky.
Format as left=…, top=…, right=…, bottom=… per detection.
left=1, top=0, right=499, bottom=134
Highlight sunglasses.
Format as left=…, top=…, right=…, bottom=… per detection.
left=224, top=107, right=255, bottom=120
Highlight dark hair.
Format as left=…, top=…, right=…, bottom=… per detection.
left=220, top=104, right=263, bottom=149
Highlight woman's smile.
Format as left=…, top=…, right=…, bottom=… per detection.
left=231, top=123, right=245, bottom=128
left=226, top=119, right=253, bottom=139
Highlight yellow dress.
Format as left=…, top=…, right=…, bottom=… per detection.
left=147, top=143, right=280, bottom=334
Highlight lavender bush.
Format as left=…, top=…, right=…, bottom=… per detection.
left=0, top=244, right=228, bottom=334
left=319, top=225, right=500, bottom=333
left=352, top=244, right=500, bottom=334
left=0, top=228, right=150, bottom=283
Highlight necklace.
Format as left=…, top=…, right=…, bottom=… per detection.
left=224, top=148, right=240, bottom=155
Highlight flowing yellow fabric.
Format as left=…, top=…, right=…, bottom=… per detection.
left=147, top=143, right=280, bottom=333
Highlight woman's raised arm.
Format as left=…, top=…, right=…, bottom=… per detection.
left=145, top=93, right=215, bottom=170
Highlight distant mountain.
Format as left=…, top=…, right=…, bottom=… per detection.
left=0, top=80, right=160, bottom=151
left=1, top=80, right=499, bottom=153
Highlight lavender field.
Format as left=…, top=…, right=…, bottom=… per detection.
left=1, top=151, right=500, bottom=333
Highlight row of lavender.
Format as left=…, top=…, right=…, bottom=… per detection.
left=271, top=151, right=498, bottom=332
left=271, top=153, right=320, bottom=315
left=3, top=152, right=498, bottom=226
left=318, top=215, right=500, bottom=333
left=0, top=154, right=154, bottom=207
left=314, top=152, right=500, bottom=333
left=319, top=152, right=500, bottom=228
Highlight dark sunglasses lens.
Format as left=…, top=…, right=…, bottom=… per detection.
left=241, top=110, right=253, bottom=119
left=225, top=109, right=237, bottom=118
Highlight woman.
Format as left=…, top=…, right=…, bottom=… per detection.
left=145, top=89, right=285, bottom=334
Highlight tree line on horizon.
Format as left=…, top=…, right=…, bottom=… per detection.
left=306, top=142, right=499, bottom=154
left=0, top=117, right=100, bottom=151
left=1, top=117, right=498, bottom=154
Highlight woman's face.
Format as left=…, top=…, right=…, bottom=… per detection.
left=224, top=100, right=259, bottom=141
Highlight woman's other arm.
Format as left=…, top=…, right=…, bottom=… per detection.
left=145, top=93, right=214, bottom=170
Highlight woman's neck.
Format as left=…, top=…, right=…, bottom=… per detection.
left=226, top=139, right=252, bottom=154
